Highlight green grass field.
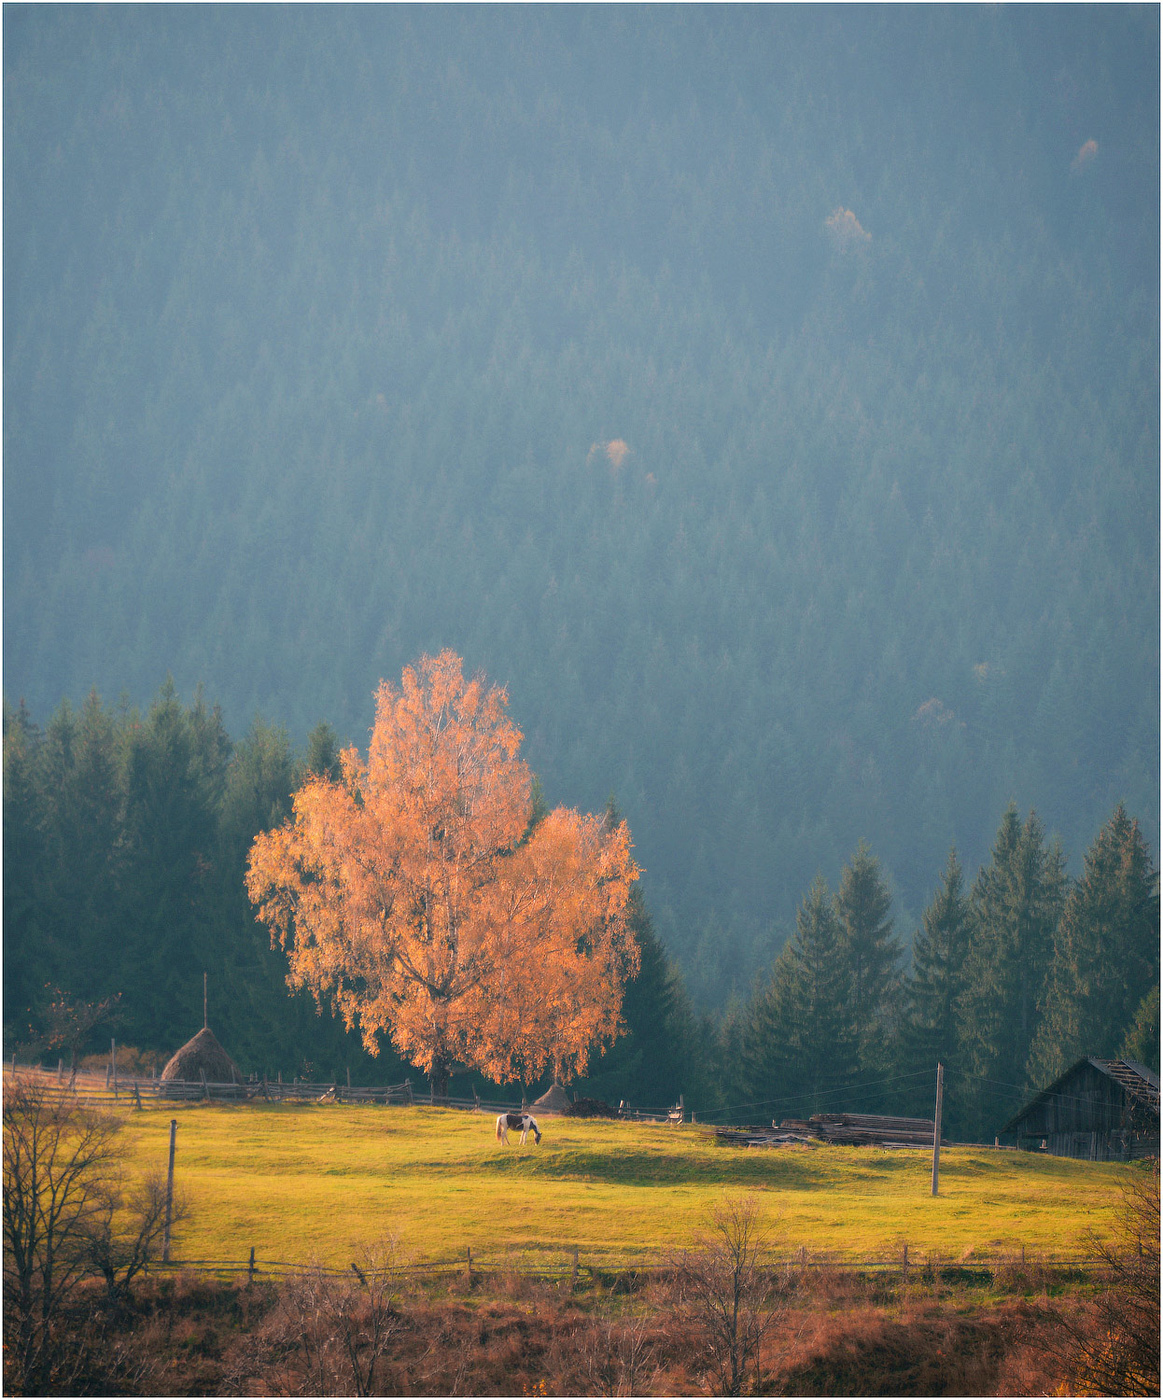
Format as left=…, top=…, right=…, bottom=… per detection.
left=116, top=1103, right=1128, bottom=1272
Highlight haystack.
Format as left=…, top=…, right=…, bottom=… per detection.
left=161, top=1026, right=240, bottom=1083
left=532, top=1082, right=572, bottom=1115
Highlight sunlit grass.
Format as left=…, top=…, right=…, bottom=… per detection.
left=116, top=1103, right=1126, bottom=1270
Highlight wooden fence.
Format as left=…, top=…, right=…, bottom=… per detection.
left=136, top=1242, right=1105, bottom=1286
left=3, top=1066, right=684, bottom=1122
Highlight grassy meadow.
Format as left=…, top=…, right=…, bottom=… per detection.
left=113, top=1102, right=1128, bottom=1272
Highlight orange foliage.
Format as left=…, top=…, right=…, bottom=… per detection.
left=605, top=439, right=630, bottom=470
left=825, top=206, right=871, bottom=249
left=246, top=651, right=640, bottom=1088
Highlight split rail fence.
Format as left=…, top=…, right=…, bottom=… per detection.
left=3, top=1065, right=683, bottom=1122
left=136, top=1243, right=1105, bottom=1287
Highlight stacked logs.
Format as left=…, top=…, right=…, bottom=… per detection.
left=711, top=1112, right=937, bottom=1149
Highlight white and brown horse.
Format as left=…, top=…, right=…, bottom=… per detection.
left=495, top=1112, right=541, bottom=1145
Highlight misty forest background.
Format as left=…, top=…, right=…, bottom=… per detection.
left=4, top=7, right=1159, bottom=1139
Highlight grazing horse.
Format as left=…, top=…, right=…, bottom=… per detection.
left=496, top=1112, right=541, bottom=1146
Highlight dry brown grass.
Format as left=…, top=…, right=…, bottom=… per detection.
left=1, top=1258, right=1126, bottom=1396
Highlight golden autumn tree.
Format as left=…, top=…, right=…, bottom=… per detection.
left=246, top=651, right=640, bottom=1095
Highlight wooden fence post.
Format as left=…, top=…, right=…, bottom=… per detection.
left=465, top=1246, right=473, bottom=1282
left=248, top=1246, right=256, bottom=1283
left=571, top=1247, right=579, bottom=1284
left=902, top=1244, right=909, bottom=1283
left=133, top=1081, right=143, bottom=1110
left=163, top=1120, right=178, bottom=1263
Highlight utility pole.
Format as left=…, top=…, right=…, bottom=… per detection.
left=163, top=1119, right=178, bottom=1262
left=203, top=972, right=208, bottom=1031
left=931, top=1062, right=944, bottom=1197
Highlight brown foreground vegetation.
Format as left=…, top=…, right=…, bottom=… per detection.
left=0, top=1261, right=1140, bottom=1397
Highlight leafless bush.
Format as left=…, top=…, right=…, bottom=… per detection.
left=228, top=1237, right=405, bottom=1396
left=3, top=1077, right=122, bottom=1392
left=579, top=1305, right=659, bottom=1396
left=85, top=1171, right=182, bottom=1309
left=989, top=1246, right=1050, bottom=1296
left=670, top=1194, right=793, bottom=1397
left=1067, top=1158, right=1160, bottom=1397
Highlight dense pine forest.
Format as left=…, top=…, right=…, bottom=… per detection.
left=4, top=9, right=1158, bottom=1134
left=3, top=687, right=1157, bottom=1141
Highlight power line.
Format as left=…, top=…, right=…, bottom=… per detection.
left=692, top=1068, right=936, bottom=1121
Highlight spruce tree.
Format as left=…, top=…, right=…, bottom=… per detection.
left=836, top=840, right=901, bottom=1078
left=1029, top=805, right=1159, bottom=1083
left=121, top=678, right=232, bottom=1047
left=745, top=875, right=856, bottom=1118
left=302, top=719, right=342, bottom=782
left=576, top=884, right=689, bottom=1107
left=1120, top=985, right=1160, bottom=1073
left=957, top=804, right=1067, bottom=1134
left=898, top=847, right=970, bottom=1122
left=2, top=700, right=48, bottom=1031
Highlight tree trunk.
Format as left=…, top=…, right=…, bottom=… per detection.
left=430, top=1057, right=450, bottom=1101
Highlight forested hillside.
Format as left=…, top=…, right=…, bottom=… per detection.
left=4, top=685, right=1156, bottom=1141
left=4, top=7, right=1158, bottom=1001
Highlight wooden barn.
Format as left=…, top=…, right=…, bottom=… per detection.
left=1003, top=1057, right=1159, bottom=1162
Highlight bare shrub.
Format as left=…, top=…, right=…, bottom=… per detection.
left=990, top=1247, right=1050, bottom=1296
left=670, top=1194, right=792, bottom=1397
left=1065, top=1158, right=1160, bottom=1396
left=228, top=1237, right=405, bottom=1396
left=85, top=1171, right=182, bottom=1309
left=579, top=1305, right=659, bottom=1396
left=78, top=1045, right=158, bottom=1077
left=3, top=1078, right=122, bottom=1393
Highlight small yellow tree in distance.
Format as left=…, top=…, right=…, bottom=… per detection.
left=246, top=651, right=640, bottom=1095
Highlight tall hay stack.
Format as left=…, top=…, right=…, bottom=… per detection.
left=160, top=1025, right=240, bottom=1083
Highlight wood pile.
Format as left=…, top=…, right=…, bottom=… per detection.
left=711, top=1112, right=937, bottom=1150
left=806, top=1113, right=936, bottom=1147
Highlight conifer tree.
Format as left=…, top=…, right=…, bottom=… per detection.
left=1120, top=985, right=1160, bottom=1073
left=302, top=720, right=342, bottom=782
left=835, top=840, right=901, bottom=1076
left=2, top=700, right=48, bottom=1030
left=576, top=878, right=688, bottom=1106
left=897, top=847, right=970, bottom=1122
left=744, top=875, right=856, bottom=1116
left=957, top=804, right=1067, bottom=1132
left=120, top=678, right=232, bottom=1047
left=1028, top=805, right=1159, bottom=1083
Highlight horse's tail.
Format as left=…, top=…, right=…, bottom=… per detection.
left=495, top=1115, right=503, bottom=1141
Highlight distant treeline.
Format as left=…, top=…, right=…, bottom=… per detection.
left=4, top=7, right=1159, bottom=1004
left=4, top=685, right=1156, bottom=1140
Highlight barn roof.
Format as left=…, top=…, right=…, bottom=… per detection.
left=1002, top=1057, right=1160, bottom=1134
